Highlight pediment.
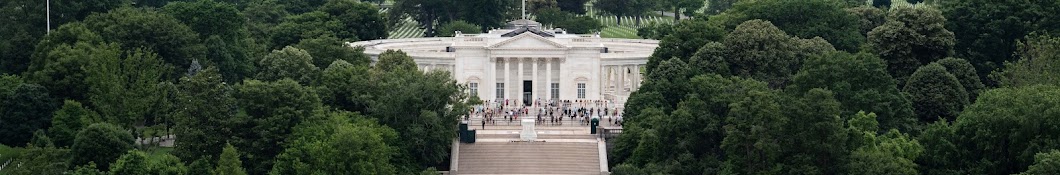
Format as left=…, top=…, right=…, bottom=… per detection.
left=489, top=33, right=567, bottom=49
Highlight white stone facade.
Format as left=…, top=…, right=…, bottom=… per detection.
left=349, top=25, right=657, bottom=106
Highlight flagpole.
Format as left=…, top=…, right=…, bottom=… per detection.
left=46, top=0, right=50, bottom=34
left=521, top=0, right=526, bottom=19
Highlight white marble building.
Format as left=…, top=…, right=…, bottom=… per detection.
left=350, top=20, right=657, bottom=106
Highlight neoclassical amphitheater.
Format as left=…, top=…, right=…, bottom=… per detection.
left=349, top=20, right=658, bottom=106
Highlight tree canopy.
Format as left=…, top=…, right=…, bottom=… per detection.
left=868, top=5, right=955, bottom=84
left=717, top=0, right=863, bottom=51
left=940, top=0, right=1060, bottom=83
left=70, top=123, right=134, bottom=171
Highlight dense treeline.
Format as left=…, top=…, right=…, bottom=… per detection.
left=0, top=0, right=471, bottom=174
left=615, top=0, right=1060, bottom=174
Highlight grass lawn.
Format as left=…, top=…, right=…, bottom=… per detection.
left=600, top=26, right=639, bottom=39
left=0, top=144, right=26, bottom=173
left=382, top=2, right=676, bottom=39
left=143, top=147, right=175, bottom=162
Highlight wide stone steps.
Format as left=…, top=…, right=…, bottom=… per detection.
left=458, top=142, right=601, bottom=174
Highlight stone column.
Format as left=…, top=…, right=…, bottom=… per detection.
left=532, top=58, right=538, bottom=101
left=503, top=58, right=509, bottom=102
left=518, top=57, right=524, bottom=105
left=631, top=64, right=640, bottom=89
left=633, top=64, right=640, bottom=90
left=546, top=58, right=552, bottom=99
left=488, top=58, right=495, bottom=100
left=605, top=66, right=612, bottom=93
left=620, top=65, right=627, bottom=92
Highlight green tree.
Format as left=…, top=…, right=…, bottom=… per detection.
left=270, top=11, right=342, bottom=50
left=645, top=19, right=725, bottom=71
left=390, top=0, right=512, bottom=36
left=458, top=0, right=513, bottom=29
left=49, top=100, right=101, bottom=147
left=162, top=0, right=245, bottom=39
left=202, top=35, right=256, bottom=83
left=534, top=8, right=573, bottom=26
left=389, top=0, right=455, bottom=37
left=780, top=88, right=849, bottom=174
left=109, top=150, right=151, bottom=175
left=26, top=23, right=104, bottom=101
left=188, top=157, right=214, bottom=175
left=5, top=146, right=70, bottom=175
left=244, top=0, right=290, bottom=46
left=992, top=34, right=1060, bottom=87
left=150, top=153, right=189, bottom=175
left=721, top=90, right=785, bottom=174
left=29, top=129, right=55, bottom=148
left=0, top=0, right=123, bottom=74
left=86, top=47, right=168, bottom=128
left=437, top=20, right=483, bottom=37
left=256, top=46, right=320, bottom=85
left=0, top=74, right=23, bottom=97
left=954, top=85, right=1060, bottom=174
left=940, top=0, right=1060, bottom=82
left=903, top=63, right=967, bottom=122
left=527, top=0, right=557, bottom=13
left=556, top=0, right=588, bottom=14
left=172, top=67, right=239, bottom=162
left=70, top=123, right=134, bottom=170
left=705, top=0, right=737, bottom=15
left=71, top=163, right=107, bottom=175
left=0, top=83, right=57, bottom=146
left=868, top=5, right=955, bottom=84
left=215, top=143, right=247, bottom=175
left=278, top=0, right=328, bottom=14
left=720, top=0, right=863, bottom=51
left=233, top=79, right=324, bottom=174
left=641, top=58, right=691, bottom=110
left=593, top=0, right=652, bottom=25
left=163, top=0, right=255, bottom=82
left=658, top=0, right=703, bottom=21
left=936, top=57, right=984, bottom=102
left=847, top=130, right=923, bottom=175
left=1020, top=150, right=1060, bottom=175
left=270, top=111, right=398, bottom=174
left=367, top=50, right=468, bottom=171
left=83, top=7, right=205, bottom=79
left=319, top=0, right=388, bottom=41
left=789, top=51, right=915, bottom=132
left=374, top=50, right=419, bottom=72
left=319, top=60, right=374, bottom=113
left=872, top=0, right=891, bottom=8
left=619, top=94, right=727, bottom=173
left=697, top=19, right=835, bottom=88
left=555, top=16, right=602, bottom=34
left=846, top=6, right=886, bottom=37
left=916, top=119, right=963, bottom=175
left=294, top=36, right=371, bottom=68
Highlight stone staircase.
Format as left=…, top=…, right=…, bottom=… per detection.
left=455, top=134, right=604, bottom=175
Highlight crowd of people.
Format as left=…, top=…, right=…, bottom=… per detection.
left=467, top=98, right=624, bottom=129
